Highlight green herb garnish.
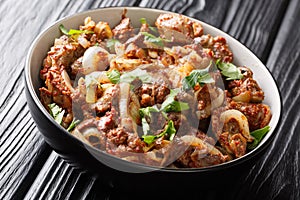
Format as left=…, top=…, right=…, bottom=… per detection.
left=67, top=118, right=80, bottom=132
left=247, top=125, right=271, bottom=150
left=48, top=103, right=65, bottom=124
left=139, top=106, right=160, bottom=118
left=140, top=18, right=148, bottom=25
left=139, top=106, right=160, bottom=135
left=106, top=38, right=120, bottom=52
left=59, top=24, right=94, bottom=36
left=142, top=120, right=176, bottom=145
left=140, top=32, right=169, bottom=48
left=215, top=59, right=243, bottom=80
left=160, top=89, right=190, bottom=112
left=139, top=18, right=157, bottom=33
left=120, top=68, right=152, bottom=84
left=182, top=67, right=215, bottom=91
left=106, top=69, right=120, bottom=84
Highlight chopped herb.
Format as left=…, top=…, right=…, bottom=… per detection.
left=106, top=69, right=120, bottom=84
left=139, top=106, right=160, bottom=118
left=140, top=18, right=147, bottom=25
left=247, top=125, right=271, bottom=150
left=139, top=106, right=160, bottom=135
left=106, top=38, right=120, bottom=52
left=163, top=120, right=176, bottom=141
left=67, top=118, right=80, bottom=132
left=142, top=120, right=176, bottom=145
left=182, top=67, right=215, bottom=91
left=59, top=24, right=69, bottom=35
left=140, top=32, right=169, bottom=47
left=59, top=24, right=94, bottom=36
left=215, top=59, right=243, bottom=80
left=142, top=134, right=157, bottom=145
left=120, top=68, right=152, bottom=84
left=48, top=103, right=65, bottom=125
left=141, top=118, right=151, bottom=137
left=139, top=18, right=157, bottom=33
left=160, top=89, right=190, bottom=112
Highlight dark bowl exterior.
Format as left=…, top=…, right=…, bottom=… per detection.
left=24, top=7, right=281, bottom=191
left=25, top=81, right=274, bottom=191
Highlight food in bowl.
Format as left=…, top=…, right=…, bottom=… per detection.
left=38, top=11, right=272, bottom=168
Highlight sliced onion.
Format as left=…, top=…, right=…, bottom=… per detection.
left=77, top=35, right=90, bottom=49
left=232, top=91, right=251, bottom=103
left=180, top=135, right=223, bottom=156
left=219, top=109, right=252, bottom=142
left=61, top=69, right=75, bottom=92
left=82, top=46, right=109, bottom=75
left=86, top=84, right=97, bottom=104
left=211, top=87, right=225, bottom=108
left=119, top=82, right=130, bottom=125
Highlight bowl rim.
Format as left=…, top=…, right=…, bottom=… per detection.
left=25, top=6, right=282, bottom=173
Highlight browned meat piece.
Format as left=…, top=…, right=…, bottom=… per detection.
left=96, top=111, right=116, bottom=132
left=218, top=132, right=247, bottom=158
left=172, top=135, right=227, bottom=168
left=155, top=13, right=194, bottom=44
left=135, top=82, right=170, bottom=107
left=39, top=34, right=86, bottom=121
left=106, top=127, right=128, bottom=145
left=44, top=35, right=85, bottom=70
left=228, top=101, right=272, bottom=131
left=112, top=17, right=134, bottom=43
left=106, top=127, right=145, bottom=156
left=90, top=85, right=118, bottom=116
left=70, top=57, right=83, bottom=79
left=192, top=21, right=204, bottom=37
left=39, top=87, right=52, bottom=108
left=196, top=85, right=212, bottom=120
left=211, top=108, right=253, bottom=158
left=200, top=34, right=233, bottom=63
left=124, top=42, right=147, bottom=59
left=228, top=77, right=264, bottom=103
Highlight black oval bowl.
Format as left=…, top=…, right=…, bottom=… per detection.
left=24, top=7, right=282, bottom=191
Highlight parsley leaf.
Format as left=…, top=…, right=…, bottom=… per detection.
left=48, top=103, right=65, bottom=125
left=215, top=59, right=243, bottom=80
left=140, top=32, right=169, bottom=48
left=59, top=24, right=94, bottom=36
left=139, top=106, right=160, bottom=135
left=48, top=103, right=79, bottom=131
left=160, top=89, right=190, bottom=112
left=67, top=118, right=80, bottom=132
left=182, top=67, right=215, bottom=91
left=120, top=68, right=152, bottom=83
left=139, top=18, right=157, bottom=33
left=106, top=69, right=120, bottom=84
left=140, top=18, right=148, bottom=25
left=139, top=106, right=160, bottom=118
left=142, top=120, right=176, bottom=145
left=106, top=38, right=120, bottom=52
left=142, top=134, right=157, bottom=145
left=247, top=125, right=271, bottom=150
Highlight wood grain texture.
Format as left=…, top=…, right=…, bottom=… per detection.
left=0, top=0, right=299, bottom=199
left=233, top=0, right=300, bottom=199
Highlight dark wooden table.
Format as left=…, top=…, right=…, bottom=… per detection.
left=1, top=0, right=299, bottom=199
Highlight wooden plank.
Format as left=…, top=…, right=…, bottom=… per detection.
left=232, top=0, right=300, bottom=199
left=221, top=0, right=290, bottom=63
